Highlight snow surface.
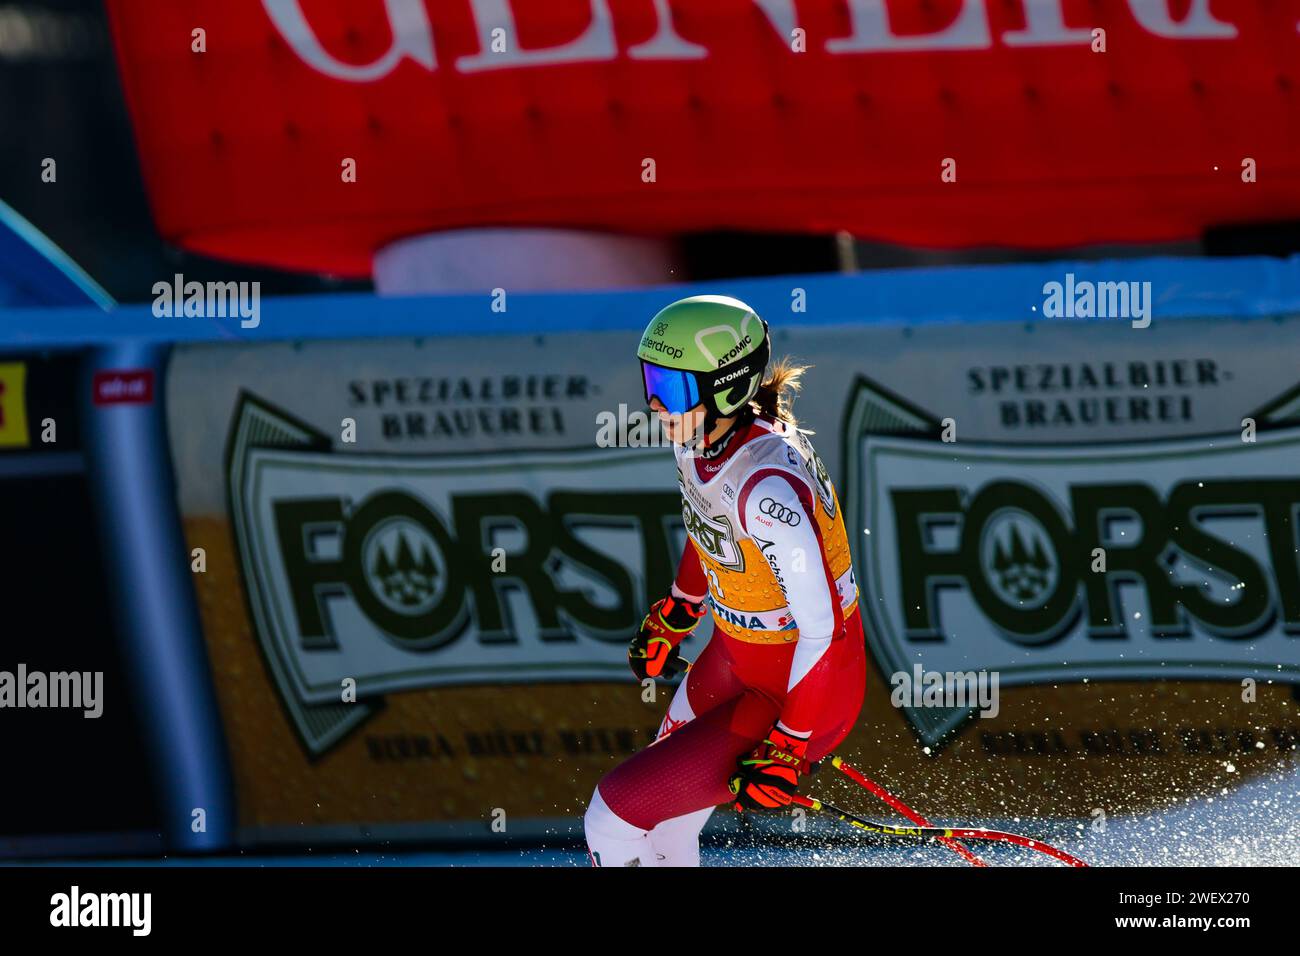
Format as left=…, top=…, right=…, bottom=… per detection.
left=19, top=762, right=1299, bottom=867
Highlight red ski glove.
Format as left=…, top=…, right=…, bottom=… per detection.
left=729, top=727, right=812, bottom=811
left=627, top=595, right=706, bottom=680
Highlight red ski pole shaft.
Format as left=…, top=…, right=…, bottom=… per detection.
left=823, top=756, right=1087, bottom=867
left=675, top=663, right=1085, bottom=866
left=792, top=794, right=1087, bottom=867
left=824, top=755, right=986, bottom=866
left=677, top=657, right=977, bottom=862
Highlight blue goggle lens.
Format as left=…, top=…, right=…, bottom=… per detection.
left=642, top=363, right=701, bottom=415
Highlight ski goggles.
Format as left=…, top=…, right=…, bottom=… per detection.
left=641, top=362, right=702, bottom=415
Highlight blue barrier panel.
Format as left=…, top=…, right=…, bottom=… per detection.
left=4, top=254, right=1300, bottom=348
left=6, top=254, right=1300, bottom=853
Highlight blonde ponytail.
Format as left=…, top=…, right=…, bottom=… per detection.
left=750, top=357, right=810, bottom=430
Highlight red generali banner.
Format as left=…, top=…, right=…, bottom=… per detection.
left=106, top=0, right=1300, bottom=277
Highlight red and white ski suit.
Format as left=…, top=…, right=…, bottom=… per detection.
left=585, top=413, right=866, bottom=866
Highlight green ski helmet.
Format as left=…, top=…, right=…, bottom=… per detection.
left=637, top=295, right=771, bottom=428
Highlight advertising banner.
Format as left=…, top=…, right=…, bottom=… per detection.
left=108, top=0, right=1300, bottom=275
left=166, top=299, right=1300, bottom=839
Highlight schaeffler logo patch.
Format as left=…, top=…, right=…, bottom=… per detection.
left=226, top=394, right=683, bottom=755
left=842, top=375, right=1300, bottom=746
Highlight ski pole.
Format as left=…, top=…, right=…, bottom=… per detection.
left=792, top=793, right=1088, bottom=867
left=825, top=754, right=1089, bottom=866
left=675, top=656, right=982, bottom=863
left=670, top=659, right=1084, bottom=866
left=819, top=754, right=984, bottom=866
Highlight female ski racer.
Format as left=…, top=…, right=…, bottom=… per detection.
left=584, top=295, right=867, bottom=867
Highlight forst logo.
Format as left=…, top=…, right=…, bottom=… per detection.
left=365, top=519, right=442, bottom=614
left=841, top=371, right=1300, bottom=747
left=227, top=394, right=699, bottom=754
left=275, top=486, right=683, bottom=648
left=983, top=510, right=1056, bottom=606
left=892, top=477, right=1300, bottom=645
left=680, top=496, right=742, bottom=570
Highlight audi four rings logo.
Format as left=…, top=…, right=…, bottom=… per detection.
left=759, top=497, right=801, bottom=526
